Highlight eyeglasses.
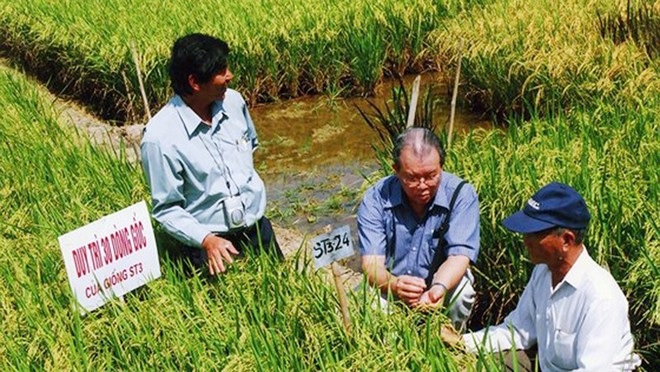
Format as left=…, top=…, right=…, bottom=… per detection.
left=400, top=172, right=439, bottom=187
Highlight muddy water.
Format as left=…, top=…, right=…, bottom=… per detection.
left=251, top=73, right=490, bottom=242
left=252, top=73, right=490, bottom=175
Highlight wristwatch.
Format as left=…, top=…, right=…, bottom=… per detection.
left=431, top=281, right=448, bottom=292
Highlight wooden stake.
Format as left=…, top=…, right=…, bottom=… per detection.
left=321, top=225, right=350, bottom=333
left=406, top=75, right=422, bottom=128
left=130, top=41, right=152, bottom=121
left=332, top=261, right=351, bottom=332
left=447, top=40, right=463, bottom=149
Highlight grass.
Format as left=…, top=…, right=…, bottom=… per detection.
left=432, top=0, right=658, bottom=117
left=0, top=0, right=488, bottom=122
left=359, top=0, right=658, bottom=367
left=0, top=0, right=658, bottom=369
left=597, top=0, right=660, bottom=59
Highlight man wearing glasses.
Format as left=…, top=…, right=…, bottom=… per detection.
left=357, top=127, right=479, bottom=331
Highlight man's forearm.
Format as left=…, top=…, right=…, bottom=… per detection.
left=431, top=255, right=470, bottom=290
left=362, top=255, right=398, bottom=294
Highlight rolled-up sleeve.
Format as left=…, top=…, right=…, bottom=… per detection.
left=445, top=183, right=480, bottom=263
left=242, top=99, right=259, bottom=151
left=141, top=141, right=210, bottom=247
left=357, top=187, right=387, bottom=256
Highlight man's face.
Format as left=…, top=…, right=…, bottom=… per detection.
left=195, top=67, right=234, bottom=100
left=522, top=228, right=563, bottom=265
left=395, top=146, right=442, bottom=209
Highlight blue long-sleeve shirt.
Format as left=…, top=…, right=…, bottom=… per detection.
left=357, top=172, right=480, bottom=279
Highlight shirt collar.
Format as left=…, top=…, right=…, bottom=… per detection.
left=560, top=245, right=590, bottom=289
left=432, top=173, right=450, bottom=210
left=172, top=95, right=227, bottom=137
left=384, top=176, right=403, bottom=208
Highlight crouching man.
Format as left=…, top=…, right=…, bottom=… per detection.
left=463, top=182, right=641, bottom=371
left=357, top=128, right=479, bottom=331
left=141, top=33, right=282, bottom=275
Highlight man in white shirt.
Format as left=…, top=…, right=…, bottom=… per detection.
left=463, top=182, right=641, bottom=371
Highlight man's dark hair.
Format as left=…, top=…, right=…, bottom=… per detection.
left=393, top=127, right=446, bottom=168
left=169, top=33, right=230, bottom=96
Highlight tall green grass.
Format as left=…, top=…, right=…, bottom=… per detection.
left=597, top=0, right=660, bottom=59
left=433, top=0, right=658, bottom=117
left=1, top=0, right=657, bottom=368
left=0, top=0, right=488, bottom=122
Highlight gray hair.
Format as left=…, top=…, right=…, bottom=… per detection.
left=392, top=128, right=445, bottom=168
left=551, top=227, right=587, bottom=245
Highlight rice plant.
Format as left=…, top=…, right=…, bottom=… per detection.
left=433, top=0, right=658, bottom=118
left=356, top=78, right=440, bottom=176
left=0, top=0, right=486, bottom=122
left=0, top=0, right=658, bottom=369
left=597, top=0, right=660, bottom=59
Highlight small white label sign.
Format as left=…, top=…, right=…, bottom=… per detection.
left=311, top=225, right=355, bottom=270
left=58, top=200, right=161, bottom=313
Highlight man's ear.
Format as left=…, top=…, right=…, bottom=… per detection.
left=392, top=163, right=399, bottom=174
left=561, top=229, right=576, bottom=247
left=187, top=74, right=200, bottom=93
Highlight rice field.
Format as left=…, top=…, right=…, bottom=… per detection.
left=0, top=0, right=658, bottom=369
left=0, top=0, right=487, bottom=121
left=0, top=66, right=475, bottom=370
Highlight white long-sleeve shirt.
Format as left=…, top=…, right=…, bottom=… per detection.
left=463, top=248, right=641, bottom=371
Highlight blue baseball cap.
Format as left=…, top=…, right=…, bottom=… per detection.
left=503, top=182, right=590, bottom=233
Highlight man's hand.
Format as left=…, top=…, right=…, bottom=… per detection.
left=393, top=275, right=427, bottom=305
left=440, top=325, right=463, bottom=347
left=414, top=283, right=447, bottom=311
left=201, top=234, right=239, bottom=275
left=361, top=255, right=426, bottom=305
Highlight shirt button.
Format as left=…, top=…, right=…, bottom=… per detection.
left=412, top=246, right=417, bottom=251
left=407, top=270, right=412, bottom=274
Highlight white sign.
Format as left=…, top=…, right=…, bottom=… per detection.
left=311, top=225, right=355, bottom=270
left=58, top=200, right=161, bottom=313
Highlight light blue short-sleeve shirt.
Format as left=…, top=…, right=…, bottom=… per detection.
left=357, top=172, right=480, bottom=279
left=140, top=90, right=266, bottom=248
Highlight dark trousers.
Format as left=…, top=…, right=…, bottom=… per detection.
left=181, top=216, right=283, bottom=270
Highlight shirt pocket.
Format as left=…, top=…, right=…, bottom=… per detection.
left=218, top=130, right=254, bottom=185
left=550, top=329, right=578, bottom=370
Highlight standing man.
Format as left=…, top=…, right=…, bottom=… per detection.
left=357, top=128, right=480, bottom=331
left=141, top=33, right=282, bottom=276
left=463, top=182, right=641, bottom=371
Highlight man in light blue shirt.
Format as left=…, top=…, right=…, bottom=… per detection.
left=358, top=128, right=479, bottom=331
left=141, top=33, right=281, bottom=275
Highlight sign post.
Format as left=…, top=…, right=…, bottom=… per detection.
left=58, top=200, right=161, bottom=313
left=311, top=225, right=355, bottom=332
